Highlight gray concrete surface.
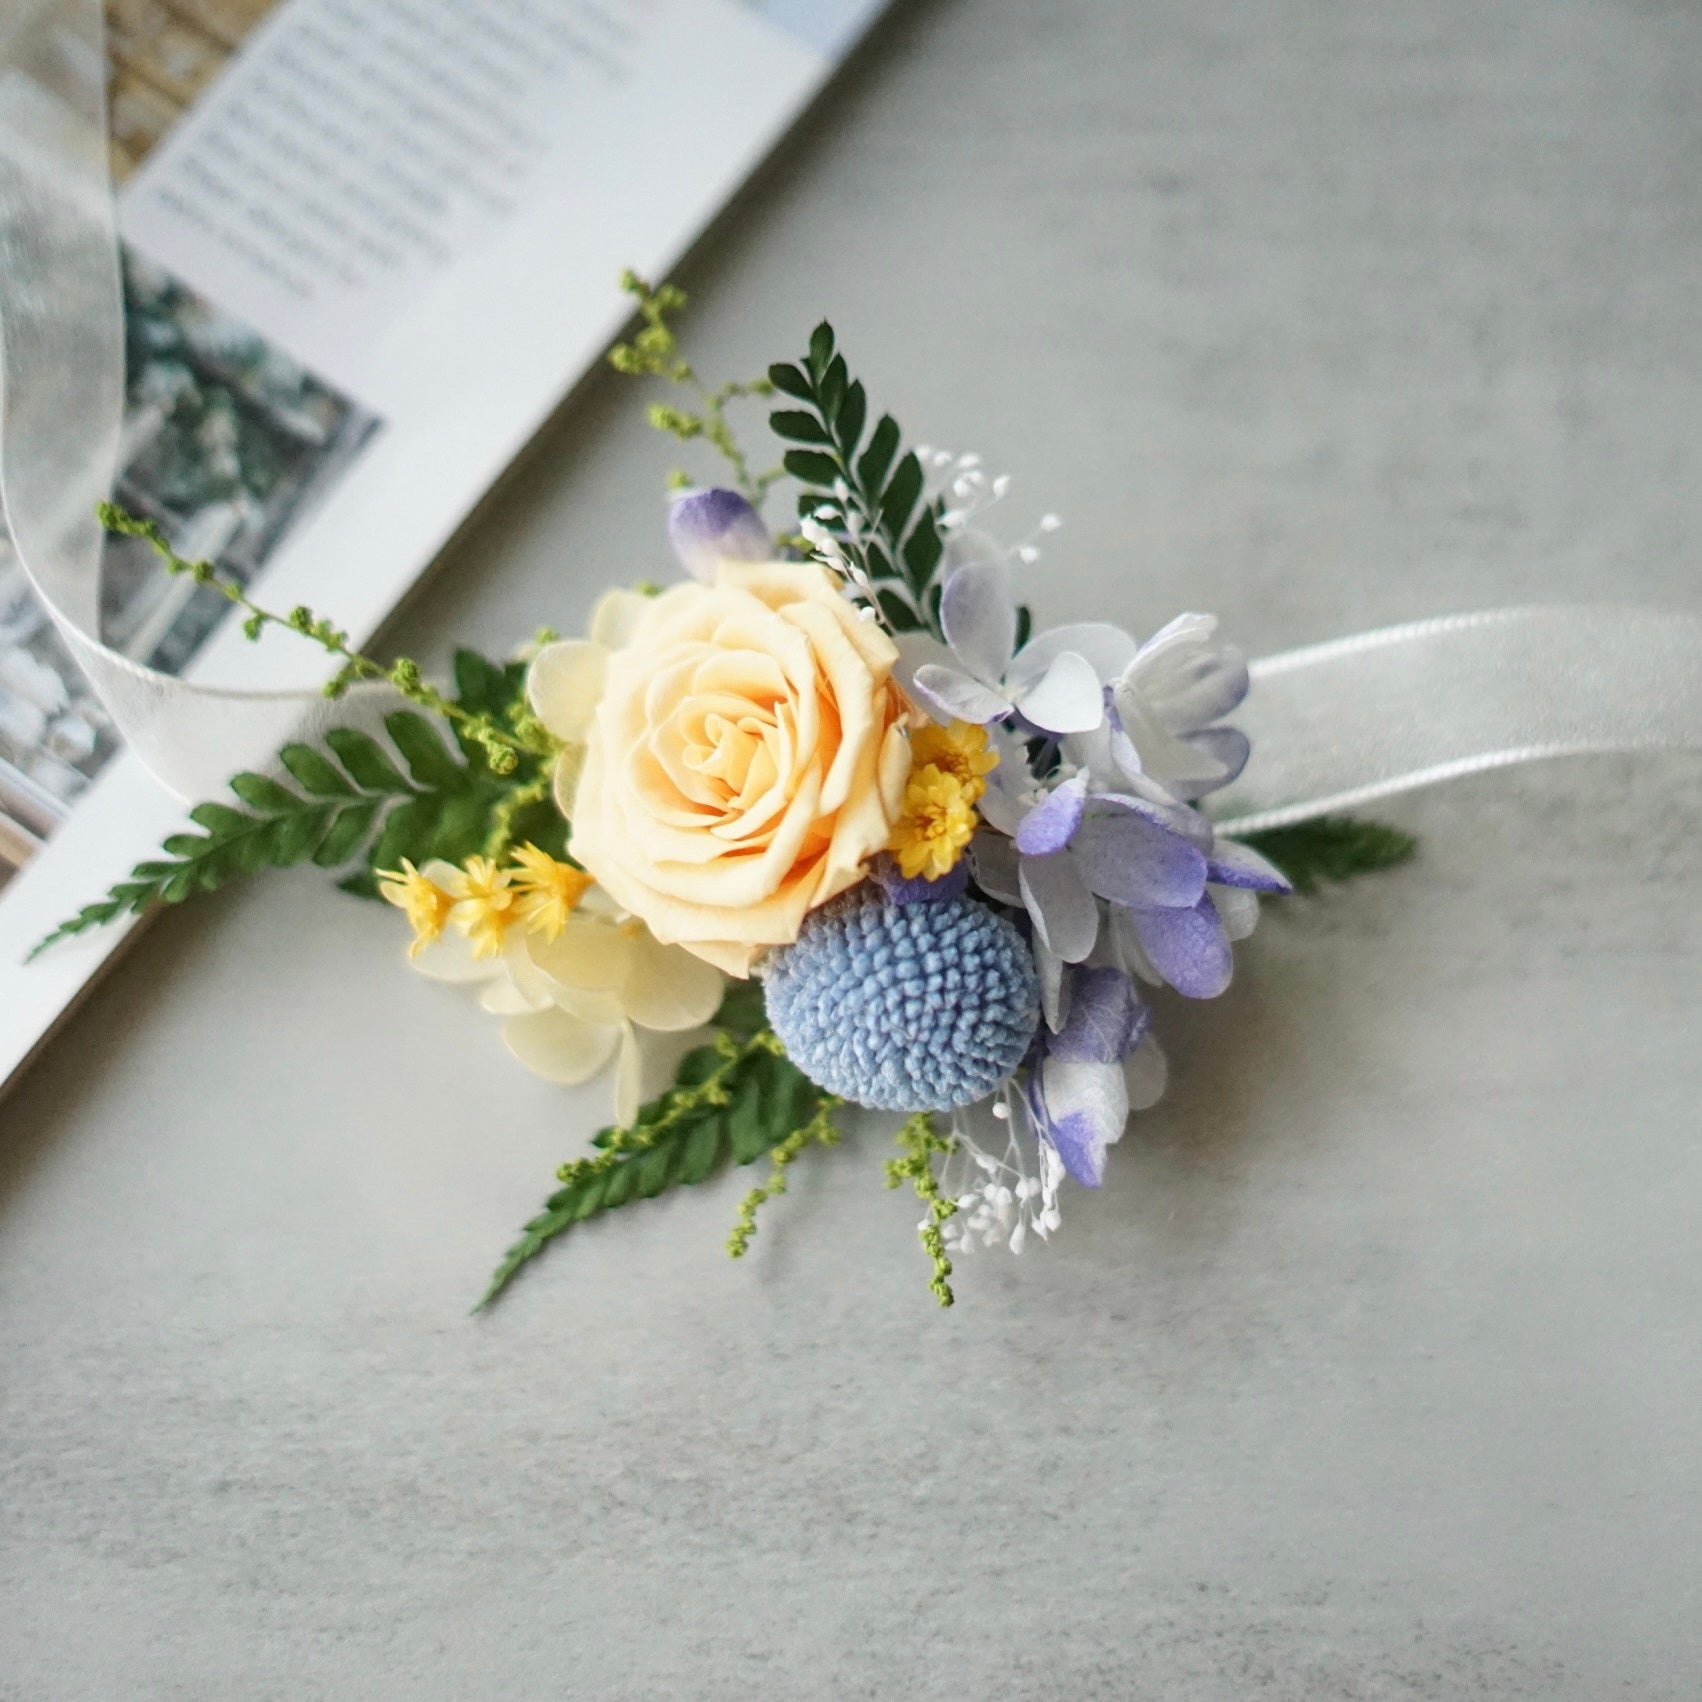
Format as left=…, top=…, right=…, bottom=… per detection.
left=5, top=1, right=1702, bottom=1695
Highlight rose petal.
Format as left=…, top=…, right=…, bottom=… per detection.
left=910, top=662, right=1013, bottom=725
left=667, top=488, right=771, bottom=581
left=526, top=640, right=608, bottom=743
left=1015, top=772, right=1088, bottom=856
left=939, top=559, right=1017, bottom=685
left=1071, top=808, right=1207, bottom=909
left=1019, top=850, right=1099, bottom=963
left=588, top=587, right=651, bottom=651
left=1132, top=894, right=1233, bottom=999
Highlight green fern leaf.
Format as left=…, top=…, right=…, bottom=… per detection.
left=1239, top=815, right=1417, bottom=895
left=476, top=1035, right=829, bottom=1309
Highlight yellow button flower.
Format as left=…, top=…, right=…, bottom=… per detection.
left=889, top=762, right=979, bottom=882
left=909, top=718, right=998, bottom=802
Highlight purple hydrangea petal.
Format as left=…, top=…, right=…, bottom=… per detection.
left=939, top=560, right=1017, bottom=685
left=1012, top=650, right=1106, bottom=734
left=1092, top=786, right=1213, bottom=847
left=1015, top=772, right=1088, bottom=856
left=1048, top=965, right=1148, bottom=1065
left=1112, top=687, right=1235, bottom=789
left=667, top=488, right=770, bottom=581
left=868, top=853, right=970, bottom=905
left=1039, top=1053, right=1130, bottom=1188
left=1205, top=837, right=1292, bottom=894
left=1131, top=894, right=1233, bottom=999
left=1010, top=621, right=1139, bottom=685
left=1018, top=849, right=1100, bottom=963
left=1071, top=808, right=1208, bottom=910
left=1124, top=615, right=1249, bottom=730
left=1035, top=933, right=1069, bottom=1032
left=910, top=662, right=1012, bottom=725
left=967, top=829, right=1022, bottom=904
left=1170, top=726, right=1250, bottom=798
left=975, top=778, right=1027, bottom=838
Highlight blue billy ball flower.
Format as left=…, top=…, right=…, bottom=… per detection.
left=765, top=884, right=1040, bottom=1113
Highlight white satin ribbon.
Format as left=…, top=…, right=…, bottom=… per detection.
left=1214, top=606, right=1702, bottom=833
left=2, top=0, right=1699, bottom=829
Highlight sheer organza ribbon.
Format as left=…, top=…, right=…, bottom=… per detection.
left=0, top=0, right=385, bottom=803
left=2, top=0, right=1700, bottom=824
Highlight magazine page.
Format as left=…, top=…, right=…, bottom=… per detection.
left=0, top=0, right=890, bottom=1092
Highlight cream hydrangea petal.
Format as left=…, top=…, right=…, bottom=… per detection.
left=621, top=933, right=726, bottom=1032
left=527, top=639, right=608, bottom=742
left=501, top=1008, right=622, bottom=1085
left=480, top=974, right=545, bottom=1016
left=613, top=1026, right=644, bottom=1128
left=523, top=913, right=636, bottom=992
left=409, top=929, right=504, bottom=984
left=548, top=985, right=628, bottom=1027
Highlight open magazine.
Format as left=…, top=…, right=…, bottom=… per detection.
left=0, top=0, right=890, bottom=1091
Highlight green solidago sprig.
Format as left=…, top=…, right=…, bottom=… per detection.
left=98, top=503, right=554, bottom=777
left=608, top=271, right=782, bottom=507
left=885, top=1112, right=960, bottom=1307
left=726, top=1091, right=843, bottom=1258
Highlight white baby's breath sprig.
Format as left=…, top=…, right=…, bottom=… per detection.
left=938, top=1086, right=1065, bottom=1257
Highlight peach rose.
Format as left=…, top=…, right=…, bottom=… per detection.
left=564, top=562, right=911, bottom=976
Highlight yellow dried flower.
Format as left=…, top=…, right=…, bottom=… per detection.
left=509, top=843, right=595, bottom=942
left=444, top=855, right=518, bottom=959
left=910, top=719, right=998, bottom=803
left=889, top=763, right=978, bottom=882
left=377, top=859, right=453, bottom=959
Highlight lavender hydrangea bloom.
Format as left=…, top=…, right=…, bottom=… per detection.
left=666, top=487, right=772, bottom=581
left=1024, top=965, right=1146, bottom=1187
left=899, top=558, right=1139, bottom=735
left=1066, top=613, right=1251, bottom=803
left=972, top=761, right=1290, bottom=1010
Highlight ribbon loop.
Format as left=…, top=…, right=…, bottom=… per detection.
left=1216, top=607, right=1702, bottom=833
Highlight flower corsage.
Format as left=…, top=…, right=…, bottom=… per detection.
left=42, top=277, right=1419, bottom=1308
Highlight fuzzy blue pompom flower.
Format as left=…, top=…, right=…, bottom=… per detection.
left=765, top=886, right=1040, bottom=1113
